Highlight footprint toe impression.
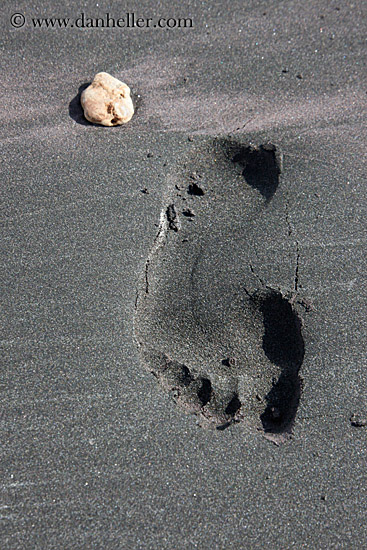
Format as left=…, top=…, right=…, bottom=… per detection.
left=134, top=136, right=305, bottom=442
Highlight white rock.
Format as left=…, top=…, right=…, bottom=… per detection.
left=81, top=72, right=134, bottom=126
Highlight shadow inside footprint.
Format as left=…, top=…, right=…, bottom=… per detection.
left=232, top=144, right=281, bottom=201
left=258, top=290, right=305, bottom=434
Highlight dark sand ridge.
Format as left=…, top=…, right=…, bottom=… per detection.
left=2, top=0, right=367, bottom=548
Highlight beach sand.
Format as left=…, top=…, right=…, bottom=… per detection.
left=1, top=1, right=367, bottom=548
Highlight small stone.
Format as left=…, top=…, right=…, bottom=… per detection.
left=81, top=72, right=134, bottom=126
left=296, top=73, right=303, bottom=79
left=147, top=152, right=153, bottom=158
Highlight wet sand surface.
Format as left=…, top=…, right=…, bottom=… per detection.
left=1, top=1, right=367, bottom=548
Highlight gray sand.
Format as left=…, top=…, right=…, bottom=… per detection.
left=1, top=1, right=367, bottom=548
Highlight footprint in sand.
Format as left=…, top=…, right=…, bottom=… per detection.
left=134, top=136, right=305, bottom=443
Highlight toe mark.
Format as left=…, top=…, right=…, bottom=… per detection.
left=180, top=365, right=194, bottom=386
left=225, top=393, right=242, bottom=416
left=197, top=378, right=212, bottom=406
